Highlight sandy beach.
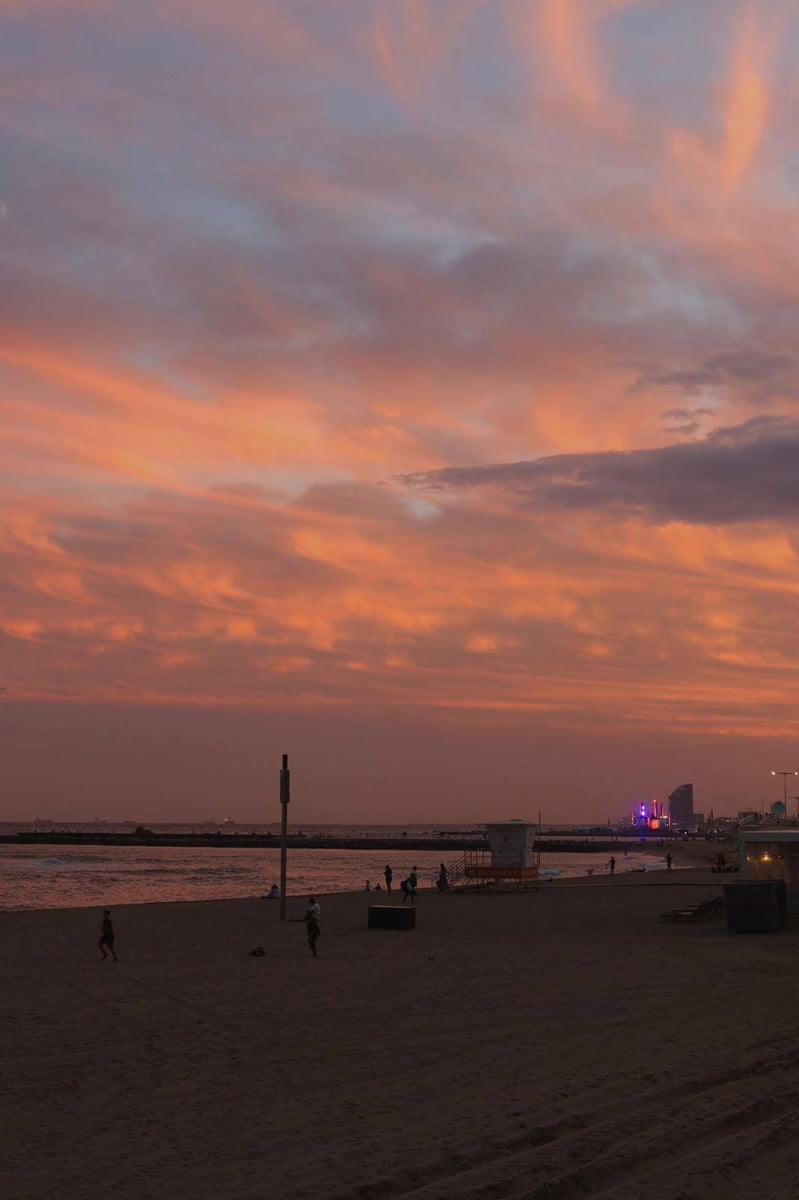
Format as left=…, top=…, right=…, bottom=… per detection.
left=5, top=861, right=797, bottom=1200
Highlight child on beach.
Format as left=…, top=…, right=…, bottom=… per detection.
left=98, top=909, right=118, bottom=961
left=305, top=898, right=321, bottom=957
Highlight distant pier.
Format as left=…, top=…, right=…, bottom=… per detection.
left=0, top=830, right=656, bottom=853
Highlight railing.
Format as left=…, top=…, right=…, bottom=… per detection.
left=443, top=854, right=468, bottom=890
left=444, top=848, right=540, bottom=890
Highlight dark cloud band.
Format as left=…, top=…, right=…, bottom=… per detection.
left=399, top=416, right=799, bottom=525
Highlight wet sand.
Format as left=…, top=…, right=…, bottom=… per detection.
left=5, top=863, right=798, bottom=1200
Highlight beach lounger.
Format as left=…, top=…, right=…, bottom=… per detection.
left=659, top=908, right=708, bottom=923
left=659, top=898, right=723, bottom=923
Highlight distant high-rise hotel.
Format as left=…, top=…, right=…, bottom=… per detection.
left=669, top=783, right=701, bottom=828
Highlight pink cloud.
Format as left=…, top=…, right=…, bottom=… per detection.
left=2, top=1, right=799, bottom=818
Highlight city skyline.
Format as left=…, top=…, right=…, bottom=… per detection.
left=2, top=2, right=799, bottom=822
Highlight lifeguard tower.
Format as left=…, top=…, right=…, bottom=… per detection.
left=452, top=819, right=540, bottom=889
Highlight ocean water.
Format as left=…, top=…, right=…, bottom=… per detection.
left=0, top=824, right=668, bottom=911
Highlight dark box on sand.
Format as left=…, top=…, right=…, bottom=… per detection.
left=724, top=880, right=786, bottom=934
left=368, top=905, right=416, bottom=931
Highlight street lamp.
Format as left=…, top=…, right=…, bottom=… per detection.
left=771, top=770, right=798, bottom=819
left=279, top=754, right=290, bottom=922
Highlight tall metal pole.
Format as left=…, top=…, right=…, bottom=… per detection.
left=279, top=753, right=290, bottom=921
left=771, top=770, right=797, bottom=818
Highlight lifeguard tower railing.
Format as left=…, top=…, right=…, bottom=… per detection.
left=446, top=847, right=540, bottom=891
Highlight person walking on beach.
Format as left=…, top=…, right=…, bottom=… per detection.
left=608, top=855, right=616, bottom=877
left=384, top=864, right=393, bottom=892
left=403, top=874, right=417, bottom=904
left=98, top=909, right=117, bottom=961
left=305, top=897, right=321, bottom=957
left=666, top=851, right=673, bottom=872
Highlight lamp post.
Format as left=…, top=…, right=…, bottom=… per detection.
left=279, top=754, right=290, bottom=921
left=771, top=770, right=798, bottom=819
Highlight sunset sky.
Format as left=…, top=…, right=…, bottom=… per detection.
left=3, top=0, right=799, bottom=823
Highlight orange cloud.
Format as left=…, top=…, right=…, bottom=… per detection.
left=3, top=0, right=799, bottom=810
left=516, top=0, right=639, bottom=134
left=721, top=2, right=788, bottom=195
left=666, top=0, right=788, bottom=216
left=373, top=0, right=487, bottom=110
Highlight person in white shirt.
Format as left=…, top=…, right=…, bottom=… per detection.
left=305, top=897, right=321, bottom=957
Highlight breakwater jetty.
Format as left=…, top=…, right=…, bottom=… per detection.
left=0, top=830, right=648, bottom=853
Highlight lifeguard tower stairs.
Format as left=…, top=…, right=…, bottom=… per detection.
left=448, top=820, right=540, bottom=891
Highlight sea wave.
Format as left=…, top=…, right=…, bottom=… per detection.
left=0, top=841, right=667, bottom=910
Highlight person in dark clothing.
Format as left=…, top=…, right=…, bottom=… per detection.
left=608, top=856, right=616, bottom=877
left=98, top=909, right=118, bottom=961
left=305, top=898, right=321, bottom=958
left=384, top=864, right=393, bottom=892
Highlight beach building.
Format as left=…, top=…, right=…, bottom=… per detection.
left=738, top=826, right=799, bottom=912
left=453, top=819, right=540, bottom=888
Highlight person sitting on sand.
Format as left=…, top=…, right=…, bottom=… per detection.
left=267, top=883, right=280, bottom=899
left=98, top=909, right=118, bottom=962
left=305, top=897, right=321, bottom=957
